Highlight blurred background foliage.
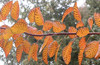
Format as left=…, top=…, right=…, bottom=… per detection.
left=0, top=0, right=100, bottom=65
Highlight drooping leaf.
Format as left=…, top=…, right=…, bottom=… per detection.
left=78, top=50, right=83, bottom=65
left=23, top=40, right=31, bottom=54
left=42, top=47, right=48, bottom=64
left=16, top=45, right=23, bottom=63
left=0, top=38, right=4, bottom=47
left=11, top=1, right=19, bottom=20
left=48, top=41, right=58, bottom=57
left=62, top=41, right=73, bottom=65
left=1, top=40, right=8, bottom=50
left=76, top=21, right=84, bottom=28
left=1, top=1, right=12, bottom=20
left=26, top=26, right=37, bottom=34
left=85, top=41, right=99, bottom=58
left=43, top=20, right=53, bottom=31
left=73, top=2, right=81, bottom=21
left=94, top=13, right=100, bottom=27
left=53, top=21, right=66, bottom=33
left=77, top=27, right=89, bottom=37
left=95, top=44, right=100, bottom=59
left=28, top=8, right=35, bottom=23
left=34, top=30, right=43, bottom=40
left=61, top=7, right=73, bottom=22
left=68, top=26, right=77, bottom=39
left=2, top=27, right=13, bottom=40
left=11, top=19, right=27, bottom=34
left=55, top=44, right=60, bottom=62
left=88, top=17, right=93, bottom=30
left=15, top=36, right=24, bottom=48
left=34, top=7, right=44, bottom=26
left=4, top=40, right=13, bottom=57
left=28, top=43, right=38, bottom=61
left=39, top=36, right=53, bottom=53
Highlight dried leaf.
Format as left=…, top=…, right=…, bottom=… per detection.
left=16, top=45, right=23, bottom=62
left=73, top=2, right=81, bottom=21
left=55, top=44, right=60, bottom=62
left=11, top=19, right=27, bottom=34
left=48, top=41, right=58, bottom=57
left=11, top=1, right=19, bottom=20
left=26, top=26, right=37, bottom=34
left=43, top=20, right=53, bottom=31
left=85, top=41, right=99, bottom=58
left=95, top=44, right=100, bottom=59
left=39, top=36, right=53, bottom=53
left=88, top=17, right=93, bottom=30
left=77, top=27, right=89, bottom=37
left=34, top=30, right=43, bottom=40
left=61, top=7, right=73, bottom=22
left=76, top=21, right=84, bottom=28
left=94, top=13, right=100, bottom=27
left=1, top=1, right=12, bottom=20
left=68, top=26, right=77, bottom=39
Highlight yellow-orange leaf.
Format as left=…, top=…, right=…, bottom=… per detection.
left=68, top=26, right=77, bottom=39
left=79, top=37, right=86, bottom=49
left=11, top=1, right=19, bottom=20
left=15, top=36, right=24, bottom=48
left=16, top=45, right=23, bottom=63
left=0, top=13, right=2, bottom=22
left=2, top=27, right=13, bottom=40
left=62, top=41, right=73, bottom=65
left=94, top=13, right=100, bottom=27
left=34, top=30, right=43, bottom=40
left=85, top=41, right=99, bottom=58
left=73, top=2, right=81, bottom=21
left=1, top=40, right=8, bottom=50
left=55, top=44, right=60, bottom=62
left=42, top=47, right=48, bottom=64
left=76, top=21, right=84, bottom=28
left=4, top=40, right=13, bottom=57
left=39, top=36, right=53, bottom=53
left=53, top=21, right=66, bottom=33
left=43, top=20, right=53, bottom=31
left=88, top=17, right=93, bottom=30
left=28, top=8, right=35, bottom=23
left=1, top=1, right=12, bottom=20
left=11, top=19, right=27, bottom=34
left=95, top=44, right=100, bottom=59
left=0, top=25, right=9, bottom=33
left=26, top=26, right=37, bottom=34
left=35, top=7, right=44, bottom=26
left=77, top=27, right=89, bottom=37
left=12, top=34, right=22, bottom=40
left=48, top=41, right=58, bottom=57
left=23, top=40, right=31, bottom=54
left=28, top=43, right=38, bottom=61
left=61, top=7, right=73, bottom=22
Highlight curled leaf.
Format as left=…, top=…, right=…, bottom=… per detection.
left=76, top=21, right=84, bottom=28
left=88, top=17, right=93, bottom=30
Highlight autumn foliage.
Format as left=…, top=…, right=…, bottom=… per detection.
left=0, top=1, right=100, bottom=65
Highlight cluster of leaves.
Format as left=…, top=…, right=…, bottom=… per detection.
left=0, top=1, right=100, bottom=65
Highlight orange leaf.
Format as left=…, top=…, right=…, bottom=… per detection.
left=23, top=40, right=31, bottom=54
left=61, top=7, right=73, bottom=22
left=76, top=21, right=84, bottom=28
left=28, top=43, right=38, bottom=61
left=11, top=19, right=27, bottom=34
left=34, top=7, right=44, bottom=26
left=95, top=44, right=100, bottom=59
left=48, top=41, right=58, bottom=57
left=42, top=47, right=48, bottom=64
left=26, top=26, right=37, bottom=34
left=53, top=21, right=66, bottom=33
left=11, top=1, right=19, bottom=20
left=16, top=45, right=23, bottom=63
left=94, top=13, right=100, bottom=27
left=0, top=13, right=2, bottom=22
left=77, top=27, right=89, bottom=37
left=88, top=17, right=93, bottom=30
left=28, top=8, right=35, bottom=23
left=12, top=34, right=22, bottom=40
left=0, top=38, right=4, bottom=47
left=1, top=40, right=8, bottom=50
left=73, top=2, right=81, bottom=21
left=39, top=36, right=53, bottom=53
left=62, top=41, right=73, bottom=65
left=68, top=26, right=77, bottom=39
left=43, top=20, right=53, bottom=31
left=55, top=44, right=60, bottom=62
left=2, top=27, right=13, bottom=40
left=15, top=36, right=24, bottom=48
left=85, top=41, right=99, bottom=58
left=1, top=1, right=12, bottom=20
left=78, top=50, right=83, bottom=65
left=4, top=40, right=13, bottom=57
left=34, top=30, right=43, bottom=40
left=0, top=25, right=9, bottom=33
